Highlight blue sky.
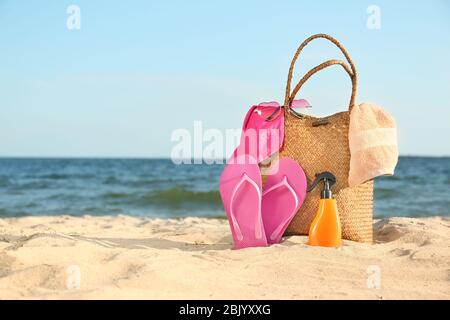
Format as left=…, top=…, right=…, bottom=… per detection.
left=0, top=0, right=449, bottom=157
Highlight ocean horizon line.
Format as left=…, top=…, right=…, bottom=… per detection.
left=0, top=154, right=449, bottom=160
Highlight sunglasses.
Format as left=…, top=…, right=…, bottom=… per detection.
left=253, top=99, right=312, bottom=121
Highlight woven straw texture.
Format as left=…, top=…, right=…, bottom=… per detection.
left=275, top=34, right=374, bottom=243
left=280, top=112, right=374, bottom=242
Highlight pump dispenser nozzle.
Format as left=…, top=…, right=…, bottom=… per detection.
left=307, top=172, right=336, bottom=199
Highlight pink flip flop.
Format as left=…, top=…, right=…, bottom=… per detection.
left=261, top=158, right=307, bottom=244
left=220, top=155, right=268, bottom=249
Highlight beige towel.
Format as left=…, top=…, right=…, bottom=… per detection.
left=348, top=102, right=398, bottom=187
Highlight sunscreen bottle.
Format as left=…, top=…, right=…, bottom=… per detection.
left=307, top=172, right=342, bottom=247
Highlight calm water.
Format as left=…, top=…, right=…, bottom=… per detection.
left=0, top=157, right=448, bottom=218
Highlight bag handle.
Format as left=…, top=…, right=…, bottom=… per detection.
left=283, top=34, right=357, bottom=112
left=288, top=59, right=356, bottom=114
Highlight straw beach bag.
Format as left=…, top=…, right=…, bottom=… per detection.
left=279, top=34, right=374, bottom=243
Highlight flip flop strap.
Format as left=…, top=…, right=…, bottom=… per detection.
left=230, top=173, right=263, bottom=241
left=262, top=176, right=300, bottom=241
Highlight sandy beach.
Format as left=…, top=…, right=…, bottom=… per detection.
left=0, top=215, right=448, bottom=299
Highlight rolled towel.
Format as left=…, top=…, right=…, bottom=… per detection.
left=348, top=102, right=398, bottom=187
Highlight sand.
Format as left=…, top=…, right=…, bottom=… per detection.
left=0, top=215, right=448, bottom=299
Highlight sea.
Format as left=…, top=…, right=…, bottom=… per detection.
left=0, top=157, right=448, bottom=219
